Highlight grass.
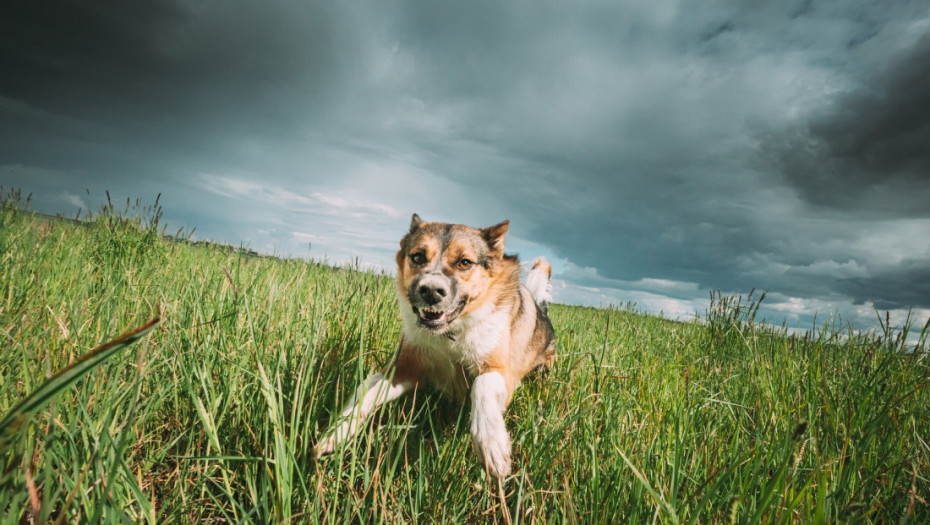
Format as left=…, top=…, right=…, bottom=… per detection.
left=1, top=191, right=928, bottom=523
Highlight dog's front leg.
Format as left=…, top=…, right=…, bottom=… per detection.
left=470, top=371, right=512, bottom=479
left=314, top=371, right=413, bottom=457
left=315, top=346, right=423, bottom=457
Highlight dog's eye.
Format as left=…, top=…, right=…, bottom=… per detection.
left=457, top=259, right=473, bottom=270
left=411, top=252, right=426, bottom=265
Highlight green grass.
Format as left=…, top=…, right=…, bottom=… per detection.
left=1, top=192, right=928, bottom=523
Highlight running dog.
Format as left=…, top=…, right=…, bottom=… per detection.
left=315, top=214, right=556, bottom=479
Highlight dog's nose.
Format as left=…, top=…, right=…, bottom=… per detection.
left=418, top=283, right=447, bottom=305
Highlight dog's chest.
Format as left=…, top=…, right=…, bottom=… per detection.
left=404, top=303, right=510, bottom=395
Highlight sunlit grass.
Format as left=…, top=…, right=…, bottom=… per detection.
left=1, top=191, right=928, bottom=523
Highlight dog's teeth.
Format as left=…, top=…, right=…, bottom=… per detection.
left=418, top=305, right=447, bottom=323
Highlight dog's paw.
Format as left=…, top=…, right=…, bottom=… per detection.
left=471, top=416, right=512, bottom=479
left=314, top=416, right=358, bottom=458
left=314, top=425, right=347, bottom=458
left=314, top=436, right=336, bottom=458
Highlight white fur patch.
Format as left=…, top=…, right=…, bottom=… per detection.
left=315, top=372, right=411, bottom=457
left=470, top=371, right=512, bottom=479
left=452, top=302, right=510, bottom=374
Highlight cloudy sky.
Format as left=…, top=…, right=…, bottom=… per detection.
left=2, top=0, right=929, bottom=335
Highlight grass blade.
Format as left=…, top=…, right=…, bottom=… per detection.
left=0, top=317, right=161, bottom=447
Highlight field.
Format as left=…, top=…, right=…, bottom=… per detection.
left=1, top=194, right=928, bottom=523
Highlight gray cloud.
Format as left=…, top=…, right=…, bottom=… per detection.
left=2, top=1, right=382, bottom=178
left=763, top=33, right=930, bottom=216
left=838, top=258, right=930, bottom=310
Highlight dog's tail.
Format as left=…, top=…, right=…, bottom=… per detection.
left=526, top=257, right=553, bottom=311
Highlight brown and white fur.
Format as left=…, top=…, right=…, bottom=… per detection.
left=315, top=214, right=556, bottom=479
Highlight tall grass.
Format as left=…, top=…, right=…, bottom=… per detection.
left=1, top=192, right=928, bottom=523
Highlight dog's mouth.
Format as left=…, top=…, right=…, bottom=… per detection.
left=414, top=299, right=466, bottom=332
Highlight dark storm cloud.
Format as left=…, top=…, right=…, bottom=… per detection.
left=764, top=33, right=930, bottom=216
left=839, top=258, right=930, bottom=310
left=0, top=0, right=377, bottom=178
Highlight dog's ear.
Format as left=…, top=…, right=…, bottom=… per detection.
left=482, top=220, right=509, bottom=256
left=409, top=213, right=423, bottom=233
left=399, top=213, right=422, bottom=253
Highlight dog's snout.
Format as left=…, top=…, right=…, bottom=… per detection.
left=417, top=283, right=448, bottom=305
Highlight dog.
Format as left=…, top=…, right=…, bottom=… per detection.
left=315, top=214, right=556, bottom=479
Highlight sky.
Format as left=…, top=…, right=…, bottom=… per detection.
left=2, top=0, right=929, bottom=336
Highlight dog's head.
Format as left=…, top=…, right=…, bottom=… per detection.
left=396, top=214, right=510, bottom=334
